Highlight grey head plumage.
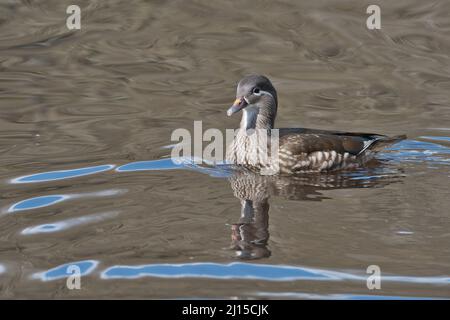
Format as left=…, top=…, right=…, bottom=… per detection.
left=227, top=75, right=278, bottom=129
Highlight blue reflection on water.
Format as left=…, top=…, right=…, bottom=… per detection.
left=116, top=158, right=182, bottom=172
left=382, top=139, right=450, bottom=165
left=116, top=157, right=232, bottom=178
left=254, top=292, right=440, bottom=300
left=33, top=260, right=98, bottom=281
left=22, top=222, right=69, bottom=234
left=0, top=264, right=5, bottom=274
left=9, top=195, right=68, bottom=212
left=101, top=262, right=341, bottom=281
left=8, top=189, right=124, bottom=213
left=343, top=295, right=437, bottom=300
left=101, top=262, right=450, bottom=285
left=11, top=164, right=115, bottom=184
left=388, top=139, right=450, bottom=152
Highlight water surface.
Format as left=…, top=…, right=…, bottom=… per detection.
left=0, top=0, right=450, bottom=299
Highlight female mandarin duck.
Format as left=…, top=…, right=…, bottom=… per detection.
left=226, top=74, right=406, bottom=174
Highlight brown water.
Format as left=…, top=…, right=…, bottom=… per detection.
left=1, top=0, right=450, bottom=299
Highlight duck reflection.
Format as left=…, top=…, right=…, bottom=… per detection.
left=227, top=164, right=403, bottom=260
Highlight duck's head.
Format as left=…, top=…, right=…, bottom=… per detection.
left=227, top=75, right=278, bottom=129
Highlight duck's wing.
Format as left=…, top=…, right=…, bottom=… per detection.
left=276, top=129, right=406, bottom=172
left=279, top=128, right=405, bottom=155
left=279, top=127, right=383, bottom=141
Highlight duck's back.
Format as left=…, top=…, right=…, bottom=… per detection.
left=277, top=128, right=405, bottom=173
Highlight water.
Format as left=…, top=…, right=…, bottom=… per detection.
left=1, top=0, right=450, bottom=299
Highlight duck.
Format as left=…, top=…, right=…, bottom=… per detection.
left=226, top=74, right=406, bottom=175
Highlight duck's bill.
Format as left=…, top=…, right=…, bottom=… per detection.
left=227, top=97, right=248, bottom=116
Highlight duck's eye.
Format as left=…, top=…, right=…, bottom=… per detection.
left=253, top=87, right=260, bottom=95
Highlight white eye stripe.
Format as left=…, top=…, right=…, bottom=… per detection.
left=257, top=90, right=274, bottom=99
left=243, top=89, right=274, bottom=103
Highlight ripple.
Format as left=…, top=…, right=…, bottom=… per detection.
left=32, top=260, right=99, bottom=281
left=60, top=103, right=142, bottom=117
left=420, top=136, right=450, bottom=143
left=21, top=211, right=118, bottom=235
left=342, top=165, right=404, bottom=182
left=100, top=262, right=450, bottom=285
left=11, top=164, right=115, bottom=184
left=9, top=32, right=75, bottom=50
left=396, top=230, right=415, bottom=235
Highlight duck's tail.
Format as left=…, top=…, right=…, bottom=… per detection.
left=363, top=134, right=407, bottom=154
